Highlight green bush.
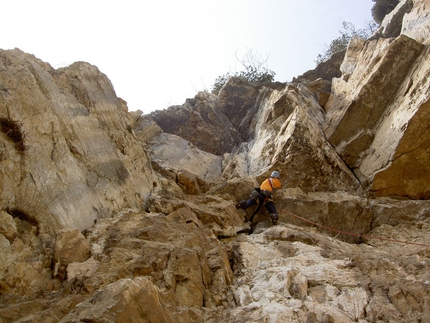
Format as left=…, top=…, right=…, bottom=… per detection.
left=211, top=49, right=276, bottom=95
left=315, top=20, right=378, bottom=65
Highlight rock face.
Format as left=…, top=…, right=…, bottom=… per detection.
left=145, top=4, right=430, bottom=202
left=324, top=34, right=429, bottom=199
left=147, top=91, right=245, bottom=155
left=1, top=0, right=430, bottom=322
left=402, top=0, right=430, bottom=44
left=148, top=132, right=223, bottom=193
left=0, top=49, right=156, bottom=234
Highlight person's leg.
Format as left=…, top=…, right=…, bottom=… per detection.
left=265, top=201, right=279, bottom=224
left=244, top=198, right=257, bottom=209
left=237, top=197, right=257, bottom=209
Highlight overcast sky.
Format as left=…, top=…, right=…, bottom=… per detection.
left=2, top=0, right=374, bottom=114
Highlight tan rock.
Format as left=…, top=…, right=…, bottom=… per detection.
left=371, top=96, right=430, bottom=198
left=147, top=132, right=223, bottom=194
left=0, top=210, right=17, bottom=241
left=323, top=31, right=430, bottom=198
left=206, top=222, right=430, bottom=322
left=147, top=90, right=244, bottom=155
left=133, top=115, right=163, bottom=142
left=66, top=257, right=100, bottom=282
left=1, top=2, right=430, bottom=320
left=354, top=42, right=430, bottom=198
left=54, top=228, right=91, bottom=280
left=83, top=210, right=234, bottom=310
left=2, top=261, right=48, bottom=295
left=58, top=277, right=176, bottom=323
left=0, top=49, right=156, bottom=234
left=324, top=35, right=424, bottom=167
left=245, top=85, right=359, bottom=193
left=402, top=0, right=430, bottom=44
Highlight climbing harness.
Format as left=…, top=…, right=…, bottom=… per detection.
left=249, top=179, right=277, bottom=223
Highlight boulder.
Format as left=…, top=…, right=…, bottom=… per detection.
left=133, top=115, right=163, bottom=142
left=58, top=278, right=176, bottom=323
left=54, top=228, right=91, bottom=280
left=66, top=257, right=100, bottom=283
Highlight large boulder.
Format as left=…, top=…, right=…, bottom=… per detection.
left=53, top=228, right=91, bottom=280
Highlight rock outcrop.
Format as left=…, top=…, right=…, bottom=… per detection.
left=0, top=49, right=156, bottom=234
left=1, top=0, right=430, bottom=322
left=206, top=222, right=430, bottom=322
left=146, top=3, right=430, bottom=200
left=146, top=91, right=244, bottom=155
left=324, top=33, right=429, bottom=199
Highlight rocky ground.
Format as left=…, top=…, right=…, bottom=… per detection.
left=207, top=220, right=430, bottom=323
left=2, top=197, right=429, bottom=323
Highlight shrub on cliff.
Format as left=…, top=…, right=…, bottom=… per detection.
left=211, top=49, right=275, bottom=95
left=315, top=20, right=378, bottom=65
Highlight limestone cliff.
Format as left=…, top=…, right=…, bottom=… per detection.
left=146, top=0, right=430, bottom=201
left=0, top=50, right=156, bottom=234
left=1, top=0, right=430, bottom=322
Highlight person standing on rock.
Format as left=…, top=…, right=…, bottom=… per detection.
left=237, top=171, right=282, bottom=225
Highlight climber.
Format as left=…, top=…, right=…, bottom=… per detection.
left=237, top=170, right=282, bottom=225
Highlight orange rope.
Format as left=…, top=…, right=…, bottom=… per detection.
left=280, top=208, right=430, bottom=248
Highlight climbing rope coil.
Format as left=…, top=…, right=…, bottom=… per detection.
left=279, top=208, right=430, bottom=248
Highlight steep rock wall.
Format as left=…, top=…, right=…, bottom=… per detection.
left=323, top=0, right=430, bottom=199
left=0, top=49, right=156, bottom=234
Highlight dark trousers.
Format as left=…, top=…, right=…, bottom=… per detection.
left=244, top=193, right=277, bottom=215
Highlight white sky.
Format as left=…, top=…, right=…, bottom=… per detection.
left=2, top=0, right=374, bottom=114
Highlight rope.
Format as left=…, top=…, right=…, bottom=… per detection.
left=280, top=208, right=430, bottom=248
